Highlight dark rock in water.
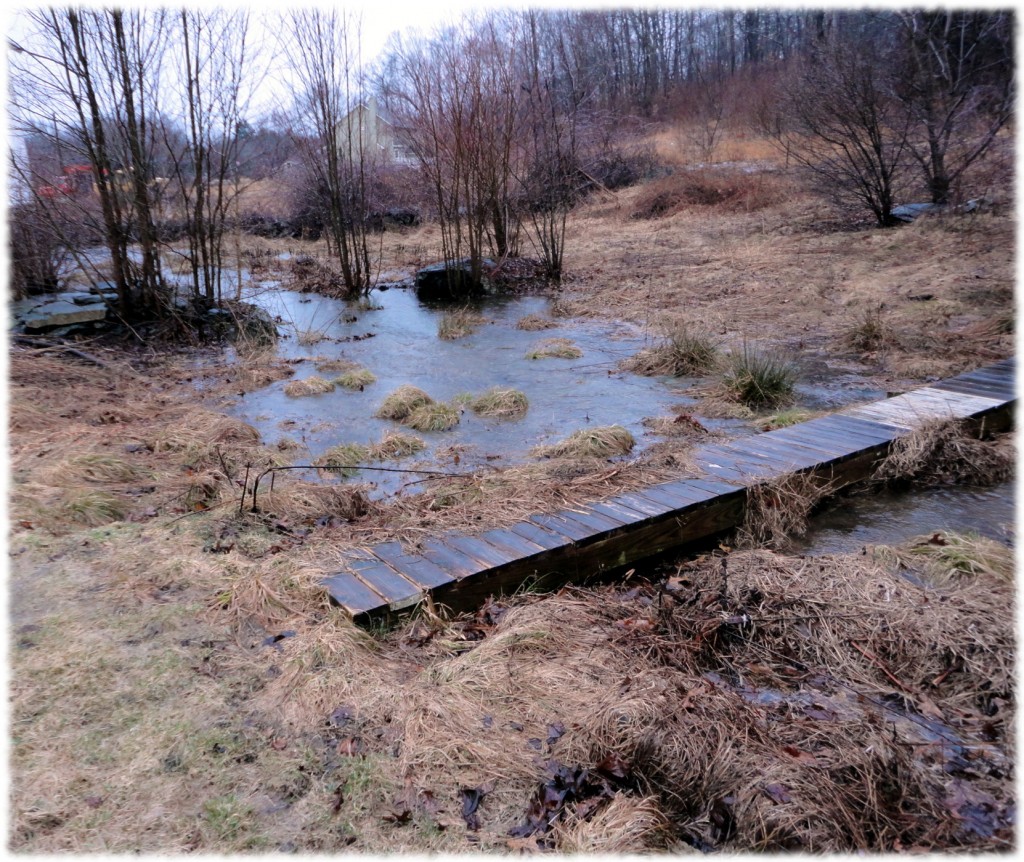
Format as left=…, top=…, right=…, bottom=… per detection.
left=415, top=258, right=496, bottom=301
left=892, top=202, right=944, bottom=223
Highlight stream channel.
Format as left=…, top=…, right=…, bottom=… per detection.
left=226, top=282, right=1014, bottom=554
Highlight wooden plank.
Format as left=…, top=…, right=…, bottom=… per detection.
left=608, top=491, right=675, bottom=517
left=932, top=377, right=1015, bottom=400
left=508, top=519, right=573, bottom=550
left=695, top=455, right=758, bottom=483
left=721, top=436, right=824, bottom=471
left=419, top=539, right=487, bottom=579
left=370, top=542, right=455, bottom=590
left=480, top=527, right=549, bottom=558
left=555, top=505, right=627, bottom=534
left=346, top=558, right=422, bottom=610
left=588, top=499, right=651, bottom=525
left=530, top=512, right=597, bottom=542
left=632, top=483, right=703, bottom=510
left=323, top=572, right=387, bottom=616
left=443, top=534, right=520, bottom=569
left=680, top=477, right=747, bottom=498
left=575, top=493, right=745, bottom=579
left=810, top=413, right=900, bottom=442
left=649, top=479, right=720, bottom=506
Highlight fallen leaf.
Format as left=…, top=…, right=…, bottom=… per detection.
left=328, top=705, right=356, bottom=727
left=782, top=745, right=820, bottom=766
left=337, top=736, right=365, bottom=756
left=459, top=782, right=493, bottom=831
left=595, top=752, right=630, bottom=780
left=270, top=737, right=288, bottom=751
left=546, top=721, right=566, bottom=747
left=763, top=783, right=792, bottom=804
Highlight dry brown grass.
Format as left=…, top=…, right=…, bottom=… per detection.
left=875, top=420, right=1014, bottom=486
left=737, top=471, right=833, bottom=550
left=525, top=337, right=582, bottom=360
left=283, top=375, right=335, bottom=397
left=514, top=313, right=557, bottom=331
left=631, top=168, right=790, bottom=219
left=532, top=425, right=635, bottom=459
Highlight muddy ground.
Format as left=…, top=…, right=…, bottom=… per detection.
left=7, top=149, right=1015, bottom=852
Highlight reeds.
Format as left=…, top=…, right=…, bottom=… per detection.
left=437, top=308, right=484, bottom=340
left=626, top=324, right=719, bottom=377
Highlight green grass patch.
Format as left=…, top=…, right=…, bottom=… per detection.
left=61, top=490, right=128, bottom=527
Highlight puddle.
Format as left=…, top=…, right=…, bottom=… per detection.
left=794, top=481, right=1016, bottom=555
left=226, top=285, right=712, bottom=495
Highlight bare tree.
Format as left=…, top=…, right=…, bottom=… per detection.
left=894, top=10, right=1014, bottom=204
left=11, top=8, right=168, bottom=319
left=286, top=9, right=374, bottom=297
left=764, top=41, right=912, bottom=226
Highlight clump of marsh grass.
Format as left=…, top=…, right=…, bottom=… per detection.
left=406, top=401, right=461, bottom=433
left=469, top=387, right=529, bottom=419
left=61, top=453, right=144, bottom=484
left=722, top=343, right=798, bottom=408
left=737, top=471, right=832, bottom=550
left=366, top=431, right=426, bottom=461
left=314, top=357, right=357, bottom=373
left=874, top=419, right=1013, bottom=486
left=533, top=425, right=635, bottom=459
left=438, top=307, right=484, bottom=340
left=526, top=338, right=582, bottom=360
left=626, top=324, right=719, bottom=377
left=60, top=489, right=128, bottom=527
left=313, top=443, right=369, bottom=478
left=283, top=375, right=335, bottom=398
left=334, top=367, right=376, bottom=389
left=516, top=313, right=557, bottom=331
left=375, top=385, right=434, bottom=422
left=874, top=530, right=1014, bottom=588
left=846, top=306, right=893, bottom=352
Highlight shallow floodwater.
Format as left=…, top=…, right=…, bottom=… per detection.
left=229, top=285, right=717, bottom=494
left=794, top=481, right=1016, bottom=555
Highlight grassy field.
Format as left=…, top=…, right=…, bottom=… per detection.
left=8, top=124, right=1015, bottom=852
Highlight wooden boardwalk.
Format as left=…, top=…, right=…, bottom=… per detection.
left=324, top=359, right=1015, bottom=622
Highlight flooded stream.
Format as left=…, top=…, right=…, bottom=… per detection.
left=795, top=480, right=1016, bottom=555
left=228, top=284, right=731, bottom=494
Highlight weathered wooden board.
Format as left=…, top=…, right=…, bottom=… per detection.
left=324, top=360, right=1015, bottom=622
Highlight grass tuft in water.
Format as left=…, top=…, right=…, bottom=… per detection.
left=516, top=313, right=557, bottom=331
left=723, top=344, right=797, bottom=408
left=367, top=431, right=427, bottom=461
left=626, top=324, right=720, bottom=377
left=405, top=402, right=461, bottom=433
left=334, top=367, right=376, bottom=389
left=283, top=376, right=335, bottom=397
left=313, top=443, right=369, bottom=478
left=532, top=425, right=635, bottom=459
left=469, top=387, right=529, bottom=419
left=526, top=337, right=582, bottom=360
left=375, top=385, right=434, bottom=422
left=438, top=308, right=484, bottom=340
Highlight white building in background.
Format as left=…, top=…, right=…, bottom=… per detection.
left=337, top=96, right=417, bottom=168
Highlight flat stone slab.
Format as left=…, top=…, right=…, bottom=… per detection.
left=21, top=300, right=107, bottom=332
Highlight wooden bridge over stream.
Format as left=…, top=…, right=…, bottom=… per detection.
left=324, top=359, right=1015, bottom=623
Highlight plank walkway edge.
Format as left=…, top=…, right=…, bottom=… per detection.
left=324, top=359, right=1015, bottom=623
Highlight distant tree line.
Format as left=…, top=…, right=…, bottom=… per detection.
left=7, top=7, right=1014, bottom=321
